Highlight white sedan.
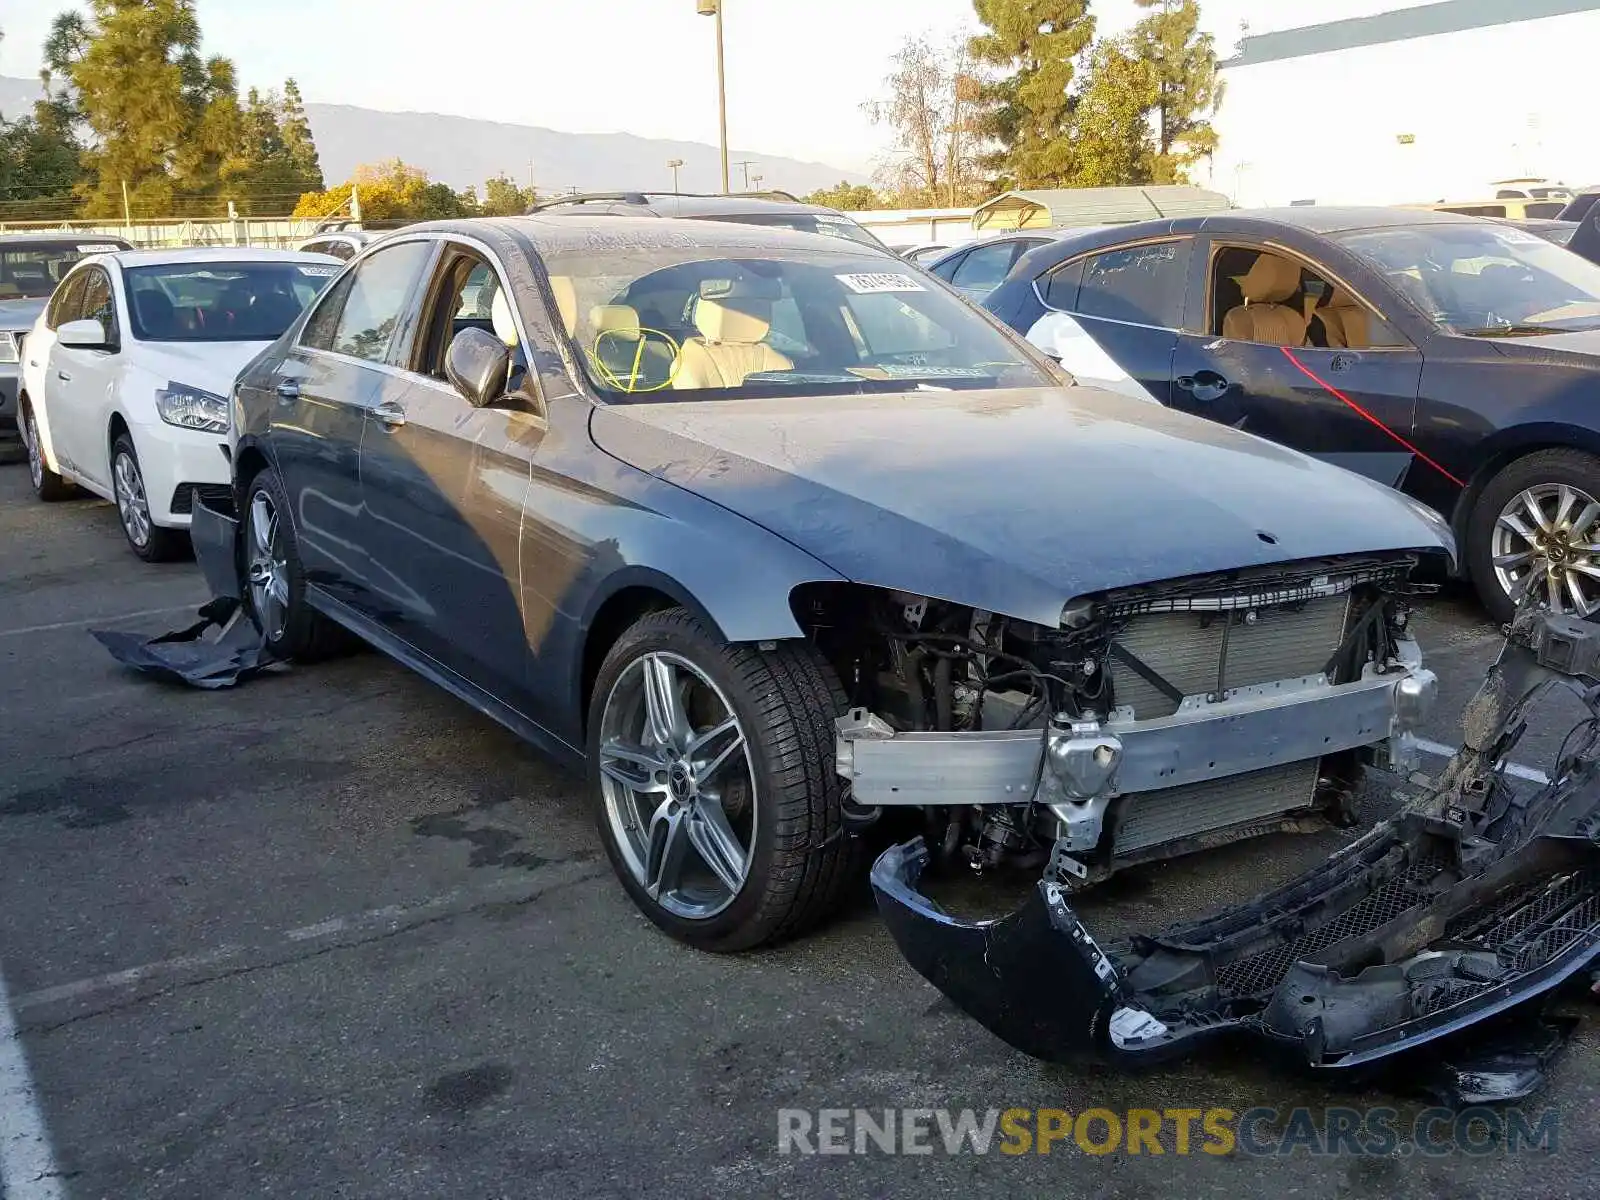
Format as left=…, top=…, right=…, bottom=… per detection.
left=20, top=247, right=339, bottom=560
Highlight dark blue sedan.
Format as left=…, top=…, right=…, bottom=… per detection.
left=983, top=207, right=1600, bottom=620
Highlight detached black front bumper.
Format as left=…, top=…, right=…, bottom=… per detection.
left=872, top=609, right=1600, bottom=1099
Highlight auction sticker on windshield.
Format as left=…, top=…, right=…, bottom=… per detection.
left=836, top=272, right=927, bottom=294
left=297, top=265, right=339, bottom=277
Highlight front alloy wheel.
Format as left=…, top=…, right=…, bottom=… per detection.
left=587, top=608, right=858, bottom=951
left=598, top=651, right=757, bottom=920
left=247, top=490, right=291, bottom=643
left=110, top=434, right=184, bottom=561
left=1491, top=482, right=1600, bottom=617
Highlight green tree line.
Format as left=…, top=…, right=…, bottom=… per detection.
left=0, top=1, right=540, bottom=223
left=808, top=0, right=1223, bottom=210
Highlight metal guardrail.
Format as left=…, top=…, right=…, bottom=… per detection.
left=0, top=216, right=322, bottom=249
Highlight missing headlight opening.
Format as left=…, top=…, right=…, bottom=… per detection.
left=806, top=553, right=1435, bottom=883
left=866, top=605, right=1600, bottom=1104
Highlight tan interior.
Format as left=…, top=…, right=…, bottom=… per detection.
left=491, top=289, right=520, bottom=347
left=1221, top=253, right=1307, bottom=346
left=590, top=304, right=643, bottom=342
left=1314, top=288, right=1371, bottom=349
left=671, top=298, right=793, bottom=390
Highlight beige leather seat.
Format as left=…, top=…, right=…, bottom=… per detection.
left=590, top=303, right=674, bottom=390
left=1222, top=254, right=1307, bottom=346
left=491, top=288, right=520, bottom=348
left=671, top=297, right=793, bottom=390
left=1314, top=288, right=1370, bottom=349
left=547, top=276, right=578, bottom=338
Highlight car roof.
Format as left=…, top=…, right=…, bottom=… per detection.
left=106, top=246, right=340, bottom=268
left=396, top=213, right=896, bottom=256
left=530, top=192, right=851, bottom=220
left=0, top=233, right=130, bottom=246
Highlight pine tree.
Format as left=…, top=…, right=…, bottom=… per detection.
left=279, top=79, right=323, bottom=192
left=0, top=27, right=86, bottom=217
left=1130, top=0, right=1223, bottom=182
left=1070, top=39, right=1159, bottom=187
left=968, top=0, right=1095, bottom=188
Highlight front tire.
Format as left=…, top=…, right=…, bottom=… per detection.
left=587, top=608, right=857, bottom=951
left=21, top=400, right=75, bottom=502
left=111, top=434, right=186, bottom=562
left=1468, top=449, right=1600, bottom=623
left=241, top=467, right=352, bottom=661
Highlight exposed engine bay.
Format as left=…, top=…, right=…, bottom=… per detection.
left=798, top=552, right=1436, bottom=884
left=871, top=607, right=1600, bottom=1103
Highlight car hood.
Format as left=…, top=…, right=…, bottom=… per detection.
left=589, top=386, right=1454, bottom=628
left=132, top=339, right=276, bottom=395
left=0, top=297, right=47, bottom=334
left=1489, top=327, right=1600, bottom=360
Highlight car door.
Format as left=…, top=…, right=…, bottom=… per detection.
left=49, top=264, right=123, bottom=489
left=25, top=270, right=85, bottom=437
left=1169, top=239, right=1424, bottom=488
left=356, top=240, right=547, bottom=710
left=1033, top=237, right=1193, bottom=404
left=945, top=239, right=1026, bottom=299
left=264, top=238, right=435, bottom=605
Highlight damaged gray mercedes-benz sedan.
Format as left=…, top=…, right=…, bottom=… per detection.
left=191, top=214, right=1454, bottom=957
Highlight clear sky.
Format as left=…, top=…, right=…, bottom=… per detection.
left=0, top=0, right=1286, bottom=173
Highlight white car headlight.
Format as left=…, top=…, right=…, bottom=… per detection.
left=155, top=384, right=229, bottom=433
left=0, top=331, right=18, bottom=365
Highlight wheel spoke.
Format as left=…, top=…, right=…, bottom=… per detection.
left=1549, top=574, right=1566, bottom=615
left=1522, top=491, right=1550, bottom=533
left=687, top=716, right=745, bottom=782
left=687, top=798, right=748, bottom=895
left=598, top=738, right=667, bottom=792
left=1572, top=500, right=1600, bottom=538
left=643, top=797, right=691, bottom=900
left=1497, top=511, right=1535, bottom=542
left=1570, top=561, right=1600, bottom=582
left=1493, top=550, right=1534, bottom=569
left=250, top=495, right=274, bottom=555
left=641, top=655, right=689, bottom=750
left=1554, top=484, right=1578, bottom=530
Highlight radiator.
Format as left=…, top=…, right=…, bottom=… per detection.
left=1113, top=760, right=1321, bottom=856
left=1109, top=593, right=1351, bottom=720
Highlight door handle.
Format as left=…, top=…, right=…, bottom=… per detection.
left=1176, top=370, right=1231, bottom=403
left=373, top=399, right=407, bottom=429
left=57, top=371, right=72, bottom=382
left=275, top=380, right=300, bottom=401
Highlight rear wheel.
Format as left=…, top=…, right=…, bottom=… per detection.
left=241, top=467, right=352, bottom=660
left=1469, top=449, right=1600, bottom=623
left=111, top=434, right=186, bottom=562
left=21, top=401, right=75, bottom=502
left=588, top=608, right=857, bottom=951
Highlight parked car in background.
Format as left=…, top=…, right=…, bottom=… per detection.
left=983, top=206, right=1600, bottom=621
left=1, top=234, right=132, bottom=458
left=1419, top=197, right=1570, bottom=220
left=925, top=233, right=1060, bottom=300
left=892, top=242, right=951, bottom=267
left=529, top=191, right=888, bottom=248
left=20, top=247, right=339, bottom=560
left=296, top=230, right=383, bottom=260
left=196, top=214, right=1447, bottom=952
left=1493, top=217, right=1577, bottom=247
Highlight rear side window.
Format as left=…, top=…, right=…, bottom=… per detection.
left=1077, top=240, right=1191, bottom=328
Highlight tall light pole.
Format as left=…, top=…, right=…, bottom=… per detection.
left=697, top=0, right=730, bottom=194
left=667, top=158, right=684, bottom=194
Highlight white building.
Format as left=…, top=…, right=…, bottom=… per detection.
left=1204, top=0, right=1600, bottom=207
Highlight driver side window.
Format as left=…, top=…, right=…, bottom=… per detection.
left=46, top=272, right=88, bottom=330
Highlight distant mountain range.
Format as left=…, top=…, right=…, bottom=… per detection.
left=0, top=75, right=868, bottom=202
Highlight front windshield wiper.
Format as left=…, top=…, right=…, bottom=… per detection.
left=1455, top=323, right=1560, bottom=338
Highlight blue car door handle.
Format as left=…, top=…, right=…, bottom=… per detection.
left=1177, top=370, right=1231, bottom=403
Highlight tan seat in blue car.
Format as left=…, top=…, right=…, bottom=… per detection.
left=671, top=297, right=792, bottom=389
left=1222, top=253, right=1307, bottom=346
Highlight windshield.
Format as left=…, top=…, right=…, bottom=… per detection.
left=0, top=241, right=125, bottom=299
left=699, top=212, right=887, bottom=249
left=125, top=261, right=336, bottom=342
left=1337, top=223, right=1600, bottom=336
left=543, top=241, right=1051, bottom=401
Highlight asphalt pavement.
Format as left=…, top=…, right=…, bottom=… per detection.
left=0, top=462, right=1596, bottom=1199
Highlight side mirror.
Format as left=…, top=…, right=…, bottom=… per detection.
left=445, top=327, right=511, bottom=409
left=58, top=318, right=109, bottom=350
